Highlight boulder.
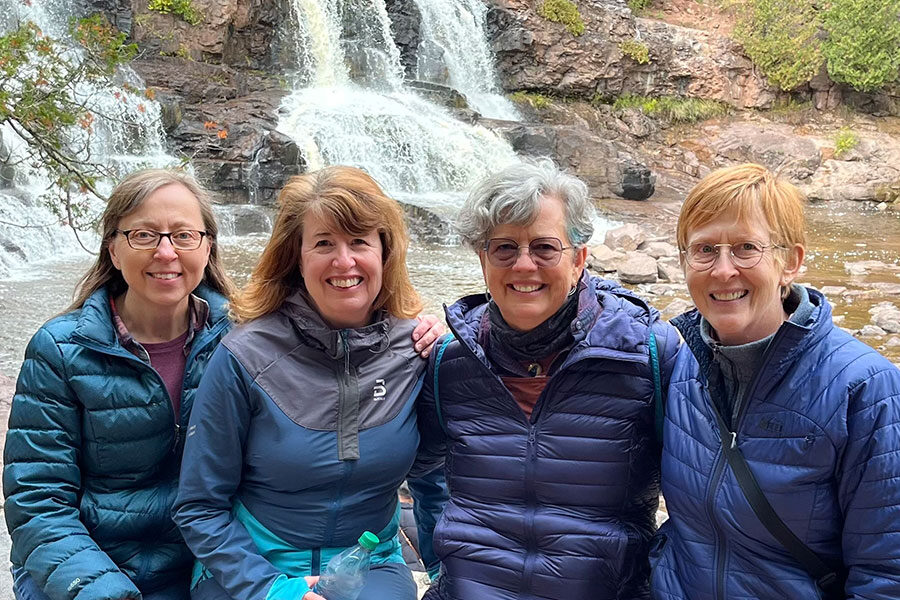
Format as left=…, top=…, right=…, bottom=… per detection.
left=617, top=251, right=658, bottom=284
left=604, top=223, right=646, bottom=251
left=870, top=302, right=900, bottom=333
left=589, top=244, right=625, bottom=272
left=384, top=0, right=423, bottom=78
left=661, top=298, right=694, bottom=320
left=614, top=164, right=655, bottom=200
left=859, top=325, right=887, bottom=337
left=819, top=285, right=848, bottom=298
left=656, top=257, right=684, bottom=283
left=886, top=336, right=900, bottom=348
left=640, top=241, right=679, bottom=259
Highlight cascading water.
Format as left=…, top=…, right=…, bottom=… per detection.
left=277, top=0, right=518, bottom=202
left=412, top=0, right=519, bottom=120
left=0, top=0, right=175, bottom=277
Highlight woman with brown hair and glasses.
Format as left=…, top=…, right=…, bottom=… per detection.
left=650, top=163, right=900, bottom=599
left=4, top=169, right=236, bottom=600
left=416, top=160, right=680, bottom=600
left=173, top=166, right=447, bottom=600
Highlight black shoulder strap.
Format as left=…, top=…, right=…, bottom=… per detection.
left=648, top=329, right=663, bottom=444
left=715, top=413, right=846, bottom=599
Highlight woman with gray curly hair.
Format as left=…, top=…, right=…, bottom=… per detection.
left=417, top=160, right=680, bottom=599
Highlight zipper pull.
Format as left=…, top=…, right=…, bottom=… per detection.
left=173, top=423, right=182, bottom=452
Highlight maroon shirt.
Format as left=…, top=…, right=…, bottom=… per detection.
left=142, top=332, right=189, bottom=419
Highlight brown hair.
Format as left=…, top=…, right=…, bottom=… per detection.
left=69, top=168, right=235, bottom=312
left=230, top=166, right=422, bottom=323
left=677, top=163, right=807, bottom=262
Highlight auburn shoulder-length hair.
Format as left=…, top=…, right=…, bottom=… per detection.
left=231, top=166, right=422, bottom=323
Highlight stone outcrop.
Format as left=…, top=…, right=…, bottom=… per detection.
left=483, top=0, right=776, bottom=109
left=131, top=0, right=286, bottom=67
left=131, top=57, right=304, bottom=204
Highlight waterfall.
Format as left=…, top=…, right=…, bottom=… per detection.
left=412, top=0, right=519, bottom=120
left=277, top=0, right=517, bottom=197
left=0, top=0, right=176, bottom=276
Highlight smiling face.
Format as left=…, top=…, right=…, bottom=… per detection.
left=479, top=195, right=586, bottom=332
left=108, top=182, right=210, bottom=318
left=683, top=203, right=804, bottom=345
left=300, top=211, right=384, bottom=329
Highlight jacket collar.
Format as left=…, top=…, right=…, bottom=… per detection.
left=73, top=284, right=229, bottom=349
left=280, top=289, right=393, bottom=360
left=445, top=270, right=659, bottom=367
left=672, top=285, right=832, bottom=387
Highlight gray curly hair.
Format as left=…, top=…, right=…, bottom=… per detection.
left=456, top=159, right=595, bottom=251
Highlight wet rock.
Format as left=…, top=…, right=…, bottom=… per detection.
left=617, top=251, right=658, bottom=284
left=844, top=260, right=900, bottom=276
left=832, top=315, right=846, bottom=325
left=859, top=325, right=887, bottom=337
left=84, top=0, right=132, bottom=34
left=886, top=336, right=900, bottom=348
left=604, top=223, right=646, bottom=251
left=640, top=241, right=679, bottom=259
left=645, top=283, right=685, bottom=296
left=870, top=302, right=900, bottom=333
left=589, top=244, right=625, bottom=272
left=819, top=285, right=848, bottom=298
left=385, top=0, right=422, bottom=78
left=870, top=282, right=900, bottom=296
left=408, top=80, right=470, bottom=111
left=661, top=298, right=694, bottom=320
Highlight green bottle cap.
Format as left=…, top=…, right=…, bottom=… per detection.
left=358, top=531, right=379, bottom=550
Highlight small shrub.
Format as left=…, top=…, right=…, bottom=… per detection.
left=510, top=91, right=553, bottom=110
left=147, top=0, right=202, bottom=26
left=734, top=0, right=823, bottom=91
left=612, top=94, right=730, bottom=123
left=538, top=0, right=586, bottom=37
left=619, top=39, right=650, bottom=64
left=822, top=0, right=900, bottom=92
left=833, top=127, right=859, bottom=158
left=627, top=0, right=652, bottom=12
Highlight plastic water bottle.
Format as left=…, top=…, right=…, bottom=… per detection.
left=313, top=531, right=379, bottom=600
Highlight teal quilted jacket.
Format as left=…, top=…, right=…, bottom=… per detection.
left=3, top=285, right=230, bottom=600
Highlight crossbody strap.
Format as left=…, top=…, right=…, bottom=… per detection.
left=713, top=409, right=845, bottom=598
left=648, top=329, right=664, bottom=444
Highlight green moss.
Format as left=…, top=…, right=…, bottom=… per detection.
left=833, top=127, right=859, bottom=158
left=627, top=0, right=652, bottom=12
left=537, top=0, right=586, bottom=37
left=147, top=0, right=202, bottom=26
left=612, top=94, right=730, bottom=123
left=509, top=91, right=553, bottom=110
left=619, top=39, right=650, bottom=64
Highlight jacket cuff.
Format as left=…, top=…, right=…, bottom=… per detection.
left=265, top=574, right=311, bottom=600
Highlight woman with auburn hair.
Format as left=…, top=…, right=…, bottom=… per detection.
left=173, top=166, right=448, bottom=600
left=651, top=163, right=900, bottom=599
left=4, top=168, right=235, bottom=600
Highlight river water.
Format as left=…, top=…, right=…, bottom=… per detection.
left=1, top=202, right=898, bottom=378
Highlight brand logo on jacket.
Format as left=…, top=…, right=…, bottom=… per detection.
left=373, top=379, right=386, bottom=401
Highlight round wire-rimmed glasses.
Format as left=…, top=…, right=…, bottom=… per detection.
left=682, top=241, right=783, bottom=271
left=116, top=229, right=209, bottom=251
left=483, top=237, right=574, bottom=268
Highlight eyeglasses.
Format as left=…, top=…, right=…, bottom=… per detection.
left=682, top=241, right=783, bottom=271
left=483, top=237, right=574, bottom=268
left=116, top=229, right=209, bottom=251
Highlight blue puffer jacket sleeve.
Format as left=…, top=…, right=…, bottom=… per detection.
left=840, top=361, right=900, bottom=596
left=3, top=327, right=140, bottom=600
left=173, top=345, right=304, bottom=600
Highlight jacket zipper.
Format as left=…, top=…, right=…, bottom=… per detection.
left=706, top=327, right=788, bottom=600
left=74, top=316, right=229, bottom=452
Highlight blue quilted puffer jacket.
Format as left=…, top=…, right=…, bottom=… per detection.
left=651, top=287, right=900, bottom=599
left=417, top=273, right=680, bottom=600
left=3, top=285, right=230, bottom=600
